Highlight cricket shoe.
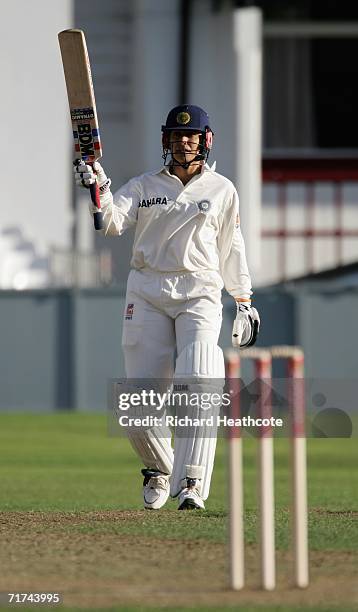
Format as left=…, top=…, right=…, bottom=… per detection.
left=178, top=478, right=205, bottom=510
left=142, top=468, right=170, bottom=510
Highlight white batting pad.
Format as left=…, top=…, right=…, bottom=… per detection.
left=117, top=382, right=174, bottom=475
left=170, top=341, right=225, bottom=499
left=175, top=340, right=225, bottom=377
left=127, top=432, right=173, bottom=475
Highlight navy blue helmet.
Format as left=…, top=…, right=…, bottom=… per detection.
left=161, top=104, right=213, bottom=166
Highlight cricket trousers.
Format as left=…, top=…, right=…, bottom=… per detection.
left=121, top=268, right=225, bottom=500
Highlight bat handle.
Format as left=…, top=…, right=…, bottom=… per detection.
left=89, top=172, right=103, bottom=231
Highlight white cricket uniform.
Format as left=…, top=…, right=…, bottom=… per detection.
left=97, top=163, right=252, bottom=500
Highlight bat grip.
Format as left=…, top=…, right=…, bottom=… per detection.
left=89, top=178, right=103, bottom=231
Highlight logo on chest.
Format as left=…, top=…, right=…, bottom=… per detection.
left=138, top=197, right=168, bottom=208
left=197, top=199, right=211, bottom=213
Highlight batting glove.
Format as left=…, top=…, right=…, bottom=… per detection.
left=232, top=302, right=260, bottom=349
left=73, top=160, right=111, bottom=195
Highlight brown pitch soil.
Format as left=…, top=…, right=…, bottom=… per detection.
left=0, top=511, right=357, bottom=610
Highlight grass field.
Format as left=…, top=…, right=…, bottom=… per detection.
left=0, top=413, right=357, bottom=611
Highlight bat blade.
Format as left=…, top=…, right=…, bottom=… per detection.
left=58, top=29, right=103, bottom=230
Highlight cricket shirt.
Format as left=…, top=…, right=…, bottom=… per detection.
left=97, top=164, right=252, bottom=300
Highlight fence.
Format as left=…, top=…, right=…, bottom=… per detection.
left=1, top=283, right=358, bottom=411
left=49, top=248, right=113, bottom=288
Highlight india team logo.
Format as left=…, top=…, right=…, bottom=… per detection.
left=197, top=199, right=211, bottom=213
left=176, top=111, right=190, bottom=125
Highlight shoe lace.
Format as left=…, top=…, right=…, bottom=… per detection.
left=183, top=477, right=201, bottom=495
left=142, top=469, right=168, bottom=490
left=186, top=477, right=197, bottom=489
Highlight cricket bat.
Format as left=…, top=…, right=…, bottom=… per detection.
left=58, top=29, right=103, bottom=230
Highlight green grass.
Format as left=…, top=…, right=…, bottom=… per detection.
left=0, top=413, right=357, bottom=611
left=0, top=412, right=357, bottom=550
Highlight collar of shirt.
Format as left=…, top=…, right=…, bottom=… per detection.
left=152, top=162, right=216, bottom=179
